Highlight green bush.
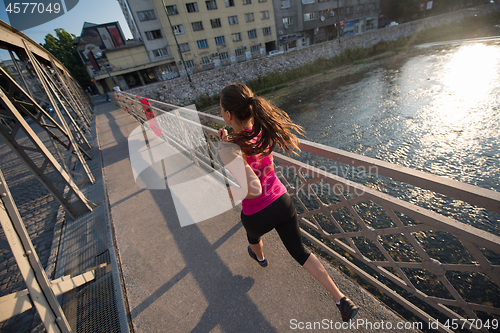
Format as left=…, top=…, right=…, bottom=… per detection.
left=194, top=92, right=220, bottom=110
left=274, top=84, right=288, bottom=91
left=409, top=12, right=500, bottom=45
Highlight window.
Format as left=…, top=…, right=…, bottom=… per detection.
left=225, top=0, right=235, bottom=6
left=281, top=0, right=290, bottom=8
left=303, top=12, right=317, bottom=21
left=219, top=52, right=229, bottom=60
left=159, top=65, right=173, bottom=74
left=245, top=13, right=254, bottom=22
left=206, top=0, right=218, bottom=10
left=211, top=18, right=222, bottom=28
left=152, top=47, right=169, bottom=58
left=243, top=0, right=251, bottom=4
left=192, top=21, right=204, bottom=31
left=263, top=27, right=271, bottom=36
left=179, top=43, right=190, bottom=52
left=357, top=5, right=364, bottom=12
left=232, top=32, right=241, bottom=41
left=228, top=15, right=238, bottom=25
left=283, top=17, right=293, bottom=25
left=166, top=5, right=178, bottom=15
left=185, top=60, right=195, bottom=68
left=215, top=36, right=226, bottom=45
left=197, top=39, right=209, bottom=48
left=251, top=45, right=260, bottom=53
left=258, top=0, right=267, bottom=2
left=369, top=3, right=375, bottom=10
left=318, top=0, right=329, bottom=2
left=346, top=6, right=353, bottom=14
left=186, top=2, right=199, bottom=12
left=319, top=9, right=333, bottom=17
left=235, top=48, right=244, bottom=57
left=366, top=18, right=376, bottom=30
left=248, top=29, right=257, bottom=39
left=173, top=24, right=184, bottom=34
left=145, top=30, right=162, bottom=40
left=202, top=56, right=212, bottom=64
left=302, top=0, right=315, bottom=3
left=260, top=10, right=269, bottom=20
left=137, top=10, right=156, bottom=21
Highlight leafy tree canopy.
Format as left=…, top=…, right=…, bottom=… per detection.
left=41, top=28, right=90, bottom=89
left=388, top=0, right=486, bottom=23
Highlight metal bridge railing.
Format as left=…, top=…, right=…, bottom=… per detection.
left=113, top=91, right=500, bottom=333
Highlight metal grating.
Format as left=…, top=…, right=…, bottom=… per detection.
left=54, top=142, right=129, bottom=333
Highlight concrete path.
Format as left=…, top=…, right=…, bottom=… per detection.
left=96, top=98, right=421, bottom=333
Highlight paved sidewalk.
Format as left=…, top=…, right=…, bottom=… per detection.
left=96, top=98, right=421, bottom=333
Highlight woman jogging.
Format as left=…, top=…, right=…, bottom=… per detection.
left=217, top=83, right=359, bottom=322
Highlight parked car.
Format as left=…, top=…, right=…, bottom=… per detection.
left=268, top=50, right=284, bottom=56
left=386, top=21, right=399, bottom=28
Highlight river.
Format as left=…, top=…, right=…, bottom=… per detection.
left=274, top=38, right=500, bottom=238
left=270, top=39, right=500, bottom=316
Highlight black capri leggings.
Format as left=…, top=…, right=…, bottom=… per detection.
left=241, top=193, right=311, bottom=266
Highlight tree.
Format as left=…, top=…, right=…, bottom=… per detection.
left=388, top=0, right=485, bottom=22
left=389, top=0, right=421, bottom=22
left=41, top=28, right=90, bottom=90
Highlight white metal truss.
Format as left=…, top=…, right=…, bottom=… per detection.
left=0, top=18, right=106, bottom=333
left=0, top=88, right=95, bottom=219
left=22, top=40, right=95, bottom=185
left=0, top=168, right=99, bottom=333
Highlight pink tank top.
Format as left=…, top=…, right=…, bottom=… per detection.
left=241, top=147, right=287, bottom=215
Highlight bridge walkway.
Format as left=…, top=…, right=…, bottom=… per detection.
left=95, top=97, right=420, bottom=333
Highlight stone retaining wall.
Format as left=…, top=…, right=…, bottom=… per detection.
left=128, top=5, right=498, bottom=107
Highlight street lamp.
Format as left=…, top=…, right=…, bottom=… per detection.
left=337, top=0, right=340, bottom=43
left=95, top=51, right=118, bottom=88
left=160, top=0, right=192, bottom=83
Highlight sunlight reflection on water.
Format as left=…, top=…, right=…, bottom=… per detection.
left=277, top=39, right=500, bottom=235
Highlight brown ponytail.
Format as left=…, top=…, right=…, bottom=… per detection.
left=220, top=83, right=304, bottom=156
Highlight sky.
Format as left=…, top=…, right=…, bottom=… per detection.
left=1, top=0, right=133, bottom=60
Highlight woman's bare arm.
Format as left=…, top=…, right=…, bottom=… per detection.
left=218, top=130, right=262, bottom=201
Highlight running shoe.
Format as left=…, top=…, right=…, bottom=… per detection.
left=247, top=246, right=268, bottom=267
left=337, top=297, right=359, bottom=322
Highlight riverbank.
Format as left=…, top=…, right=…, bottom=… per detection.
left=126, top=4, right=500, bottom=110
left=234, top=10, right=500, bottom=107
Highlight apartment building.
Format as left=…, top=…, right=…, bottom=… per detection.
left=76, top=21, right=179, bottom=92
left=274, top=0, right=380, bottom=51
left=126, top=0, right=277, bottom=76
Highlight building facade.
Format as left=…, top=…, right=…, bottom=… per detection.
left=76, top=21, right=177, bottom=93
left=125, top=0, right=277, bottom=75
left=274, top=0, right=380, bottom=51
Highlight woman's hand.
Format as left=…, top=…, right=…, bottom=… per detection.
left=218, top=128, right=228, bottom=142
